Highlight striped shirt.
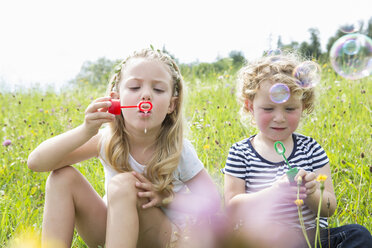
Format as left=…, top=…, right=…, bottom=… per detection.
left=223, top=133, right=329, bottom=229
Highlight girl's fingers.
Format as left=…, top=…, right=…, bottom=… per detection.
left=304, top=172, right=316, bottom=182
left=86, top=101, right=112, bottom=114
left=138, top=191, right=153, bottom=198
left=92, top=96, right=112, bottom=103
left=295, top=169, right=306, bottom=181
left=142, top=200, right=157, bottom=209
left=132, top=171, right=149, bottom=183
left=304, top=181, right=316, bottom=189
left=86, top=111, right=115, bottom=121
left=135, top=182, right=151, bottom=191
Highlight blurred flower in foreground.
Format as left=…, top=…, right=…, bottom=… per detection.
left=7, top=230, right=65, bottom=248
left=2, top=139, right=11, bottom=146
left=294, top=199, right=304, bottom=206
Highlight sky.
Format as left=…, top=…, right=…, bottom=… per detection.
left=0, top=0, right=371, bottom=90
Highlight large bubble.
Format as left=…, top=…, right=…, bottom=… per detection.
left=270, top=83, right=290, bottom=103
left=330, top=33, right=372, bottom=80
left=293, top=61, right=321, bottom=87
left=339, top=21, right=361, bottom=34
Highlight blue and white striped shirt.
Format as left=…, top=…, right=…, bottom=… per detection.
left=223, top=133, right=329, bottom=229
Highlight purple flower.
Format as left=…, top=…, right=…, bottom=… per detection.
left=2, top=139, right=11, bottom=146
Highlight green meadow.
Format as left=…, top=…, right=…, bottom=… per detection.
left=0, top=64, right=371, bottom=247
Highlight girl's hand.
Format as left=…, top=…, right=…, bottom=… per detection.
left=272, top=174, right=306, bottom=203
left=83, top=96, right=115, bottom=136
left=132, top=171, right=164, bottom=209
left=295, top=169, right=317, bottom=197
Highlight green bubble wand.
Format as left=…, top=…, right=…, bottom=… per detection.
left=274, top=141, right=298, bottom=183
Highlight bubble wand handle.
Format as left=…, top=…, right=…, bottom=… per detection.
left=120, top=105, right=138, bottom=108
left=274, top=141, right=292, bottom=169
left=274, top=141, right=298, bottom=183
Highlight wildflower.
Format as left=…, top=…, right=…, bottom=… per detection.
left=2, top=139, right=11, bottom=146
left=294, top=199, right=304, bottom=206
left=203, top=144, right=210, bottom=150
left=316, top=174, right=327, bottom=182
left=297, top=175, right=303, bottom=185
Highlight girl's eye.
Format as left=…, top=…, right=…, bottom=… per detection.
left=263, top=108, right=273, bottom=111
left=286, top=108, right=295, bottom=111
left=154, top=88, right=165, bottom=93
left=129, top=87, right=140, bottom=90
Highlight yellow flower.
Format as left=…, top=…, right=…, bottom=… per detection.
left=294, top=199, right=304, bottom=206
left=203, top=144, right=210, bottom=150
left=322, top=63, right=328, bottom=68
left=316, top=174, right=327, bottom=182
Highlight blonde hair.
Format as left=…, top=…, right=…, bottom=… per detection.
left=102, top=48, right=184, bottom=203
left=237, top=52, right=318, bottom=122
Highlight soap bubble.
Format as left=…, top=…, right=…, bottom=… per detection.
left=293, top=61, right=321, bottom=87
left=330, top=33, right=372, bottom=80
left=266, top=49, right=282, bottom=56
left=342, top=39, right=361, bottom=55
left=270, top=83, right=290, bottom=103
left=339, top=21, right=361, bottom=34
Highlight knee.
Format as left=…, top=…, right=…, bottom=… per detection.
left=348, top=224, right=372, bottom=243
left=107, top=172, right=139, bottom=204
left=45, top=166, right=80, bottom=190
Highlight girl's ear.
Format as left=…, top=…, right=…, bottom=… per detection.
left=245, top=99, right=254, bottom=113
left=168, top=97, right=178, bottom=114
left=110, top=91, right=119, bottom=99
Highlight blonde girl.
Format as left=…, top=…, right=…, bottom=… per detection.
left=223, top=52, right=372, bottom=247
left=28, top=49, right=220, bottom=248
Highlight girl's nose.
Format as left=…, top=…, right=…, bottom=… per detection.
left=141, top=88, right=151, bottom=101
left=273, top=110, right=285, bottom=122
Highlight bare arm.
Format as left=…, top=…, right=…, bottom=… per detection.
left=27, top=97, right=115, bottom=172
left=295, top=163, right=337, bottom=217
left=27, top=126, right=101, bottom=172
left=225, top=174, right=275, bottom=215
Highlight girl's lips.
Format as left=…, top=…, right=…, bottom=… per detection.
left=271, top=127, right=286, bottom=131
left=138, top=111, right=151, bottom=117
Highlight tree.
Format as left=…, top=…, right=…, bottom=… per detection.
left=73, top=57, right=118, bottom=87
left=308, top=28, right=322, bottom=59
left=326, top=29, right=345, bottom=56
left=364, top=17, right=372, bottom=38
left=229, top=50, right=246, bottom=68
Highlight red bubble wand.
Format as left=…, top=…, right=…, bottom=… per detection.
left=108, top=99, right=153, bottom=115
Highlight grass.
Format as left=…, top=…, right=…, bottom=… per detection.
left=0, top=64, right=371, bottom=247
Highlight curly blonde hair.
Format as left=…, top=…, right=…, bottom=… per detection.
left=101, top=48, right=184, bottom=203
left=237, top=52, right=319, bottom=122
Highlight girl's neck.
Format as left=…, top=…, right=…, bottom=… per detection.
left=252, top=133, right=294, bottom=163
left=127, top=128, right=158, bottom=165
